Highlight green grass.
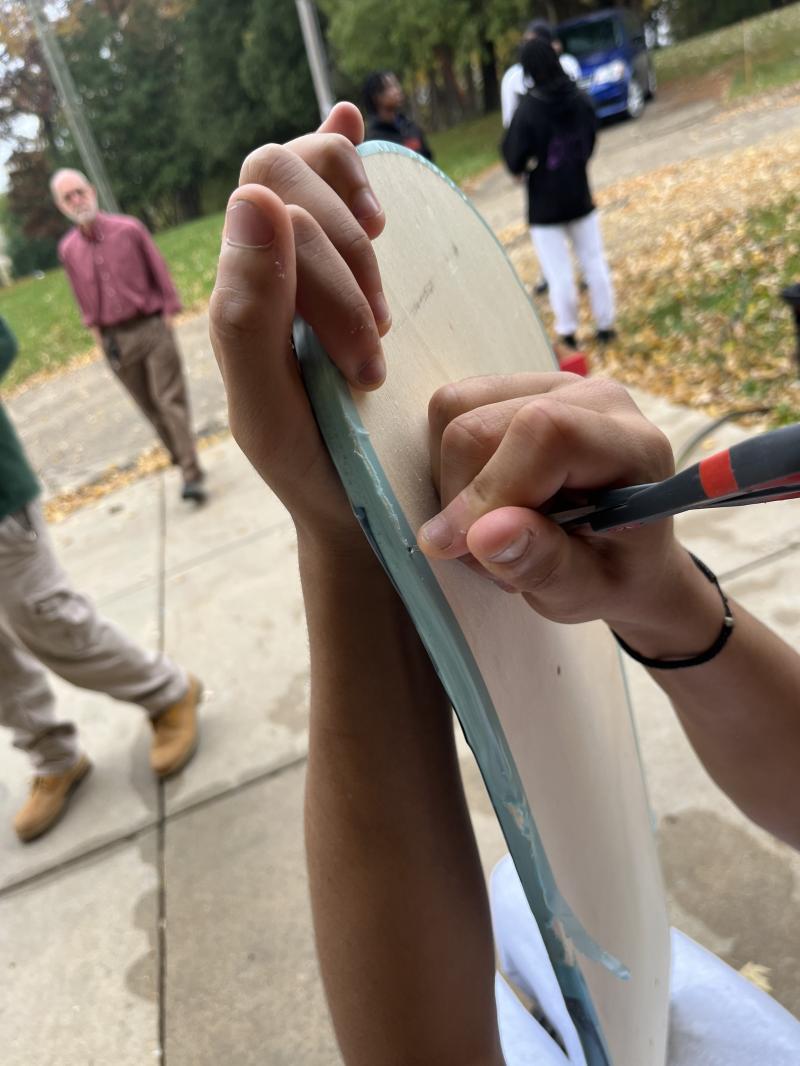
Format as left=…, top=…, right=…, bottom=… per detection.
left=654, top=3, right=800, bottom=94
left=429, top=111, right=503, bottom=185
left=730, top=50, right=800, bottom=96
left=0, top=210, right=224, bottom=390
left=0, top=271, right=86, bottom=389
left=153, top=210, right=224, bottom=313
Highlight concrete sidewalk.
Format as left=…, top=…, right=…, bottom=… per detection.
left=1, top=387, right=799, bottom=1064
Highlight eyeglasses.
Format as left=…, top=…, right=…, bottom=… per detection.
left=61, top=188, right=90, bottom=205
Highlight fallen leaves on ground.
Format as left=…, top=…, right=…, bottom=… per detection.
left=737, top=961, right=773, bottom=994
left=43, top=429, right=229, bottom=523
left=501, top=121, right=800, bottom=428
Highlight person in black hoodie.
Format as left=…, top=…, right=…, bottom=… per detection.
left=502, top=38, right=616, bottom=349
left=362, top=71, right=434, bottom=162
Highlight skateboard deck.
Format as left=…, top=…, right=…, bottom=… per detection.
left=295, top=142, right=670, bottom=1066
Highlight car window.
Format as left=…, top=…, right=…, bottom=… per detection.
left=558, top=16, right=622, bottom=59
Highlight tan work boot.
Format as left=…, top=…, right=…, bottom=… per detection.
left=14, top=754, right=92, bottom=843
left=150, top=675, right=202, bottom=778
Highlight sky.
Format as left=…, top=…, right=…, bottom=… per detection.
left=1, top=115, right=40, bottom=194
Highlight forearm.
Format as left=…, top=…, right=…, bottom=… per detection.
left=613, top=548, right=800, bottom=848
left=299, top=535, right=503, bottom=1066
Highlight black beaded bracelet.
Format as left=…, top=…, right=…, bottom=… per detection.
left=612, top=553, right=735, bottom=670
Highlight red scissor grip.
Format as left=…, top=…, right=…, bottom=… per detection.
left=699, top=450, right=739, bottom=499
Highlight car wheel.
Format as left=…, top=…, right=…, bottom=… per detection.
left=626, top=77, right=645, bottom=119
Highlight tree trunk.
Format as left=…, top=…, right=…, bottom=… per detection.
left=176, top=174, right=202, bottom=221
left=479, top=36, right=499, bottom=114
left=427, top=68, right=443, bottom=132
left=435, top=44, right=464, bottom=125
left=463, top=58, right=478, bottom=119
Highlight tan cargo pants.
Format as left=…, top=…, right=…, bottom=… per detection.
left=102, top=315, right=203, bottom=484
left=0, top=501, right=187, bottom=774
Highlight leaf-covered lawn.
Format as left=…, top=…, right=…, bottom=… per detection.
left=0, top=270, right=87, bottom=389
left=506, top=121, right=800, bottom=427
left=616, top=196, right=800, bottom=425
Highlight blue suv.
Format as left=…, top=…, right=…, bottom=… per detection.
left=557, top=8, right=656, bottom=120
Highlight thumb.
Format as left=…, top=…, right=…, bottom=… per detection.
left=317, top=101, right=365, bottom=145
left=465, top=506, right=605, bottom=623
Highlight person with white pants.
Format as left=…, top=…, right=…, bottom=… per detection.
left=502, top=37, right=616, bottom=349
left=531, top=210, right=615, bottom=342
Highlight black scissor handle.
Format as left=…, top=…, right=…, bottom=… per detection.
left=552, top=423, right=800, bottom=533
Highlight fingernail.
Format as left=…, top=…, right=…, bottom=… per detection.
left=489, top=531, right=530, bottom=564
left=420, top=515, right=452, bottom=550
left=351, top=187, right=382, bottom=222
left=226, top=199, right=275, bottom=248
left=373, top=291, right=391, bottom=327
left=357, top=357, right=385, bottom=387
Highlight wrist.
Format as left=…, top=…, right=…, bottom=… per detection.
left=608, top=546, right=727, bottom=661
left=297, top=525, right=388, bottom=590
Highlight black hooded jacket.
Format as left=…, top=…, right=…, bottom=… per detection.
left=365, top=113, right=434, bottom=161
left=502, top=80, right=597, bottom=226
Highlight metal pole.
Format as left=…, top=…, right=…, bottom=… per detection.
left=25, top=0, right=119, bottom=212
left=294, top=0, right=335, bottom=121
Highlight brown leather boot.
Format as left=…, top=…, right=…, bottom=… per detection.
left=150, top=675, right=202, bottom=778
left=14, top=754, right=92, bottom=843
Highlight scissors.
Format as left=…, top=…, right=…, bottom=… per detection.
left=549, top=423, right=800, bottom=534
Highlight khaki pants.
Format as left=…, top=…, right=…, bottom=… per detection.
left=0, top=501, right=187, bottom=774
left=102, top=315, right=203, bottom=484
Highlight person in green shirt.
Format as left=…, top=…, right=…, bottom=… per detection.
left=0, top=320, right=40, bottom=521
left=0, top=316, right=202, bottom=842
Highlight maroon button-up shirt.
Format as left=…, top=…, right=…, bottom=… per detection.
left=58, top=212, right=182, bottom=329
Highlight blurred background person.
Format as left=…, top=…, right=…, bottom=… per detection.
left=501, top=20, right=581, bottom=130
left=0, top=315, right=201, bottom=843
left=501, top=21, right=582, bottom=298
left=51, top=168, right=207, bottom=505
left=362, top=71, right=434, bottom=161
left=502, top=38, right=616, bottom=350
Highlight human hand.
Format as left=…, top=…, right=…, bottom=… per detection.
left=418, top=373, right=717, bottom=645
left=209, top=102, right=391, bottom=548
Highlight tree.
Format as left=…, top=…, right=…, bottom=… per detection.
left=59, top=0, right=202, bottom=227
left=179, top=0, right=267, bottom=188
left=239, top=0, right=320, bottom=144
left=319, top=0, right=478, bottom=123
left=0, top=9, right=67, bottom=274
left=4, top=147, right=65, bottom=274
